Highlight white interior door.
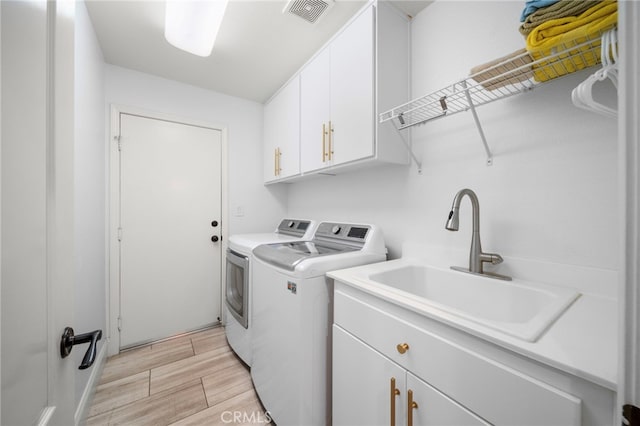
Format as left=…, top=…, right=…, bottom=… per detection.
left=2, top=1, right=77, bottom=424
left=118, top=113, right=222, bottom=349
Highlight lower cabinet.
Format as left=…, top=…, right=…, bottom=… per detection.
left=332, top=283, right=618, bottom=425
left=333, top=325, right=489, bottom=426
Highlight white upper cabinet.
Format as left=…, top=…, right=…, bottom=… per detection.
left=263, top=75, right=301, bottom=183
left=300, top=5, right=375, bottom=173
left=329, top=5, right=375, bottom=167
left=265, top=1, right=409, bottom=183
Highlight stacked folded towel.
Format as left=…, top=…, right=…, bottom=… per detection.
left=467, top=0, right=617, bottom=91
left=525, top=0, right=617, bottom=82
left=520, top=0, right=561, bottom=22
left=520, top=0, right=603, bottom=36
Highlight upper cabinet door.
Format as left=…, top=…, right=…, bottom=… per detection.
left=264, top=75, right=301, bottom=182
left=300, top=47, right=331, bottom=174
left=330, top=5, right=375, bottom=167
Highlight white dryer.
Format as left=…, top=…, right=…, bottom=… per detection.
left=225, top=219, right=317, bottom=366
left=251, top=222, right=387, bottom=425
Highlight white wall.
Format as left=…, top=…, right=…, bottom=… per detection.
left=287, top=2, right=618, bottom=287
left=74, top=0, right=106, bottom=408
left=104, top=65, right=287, bottom=235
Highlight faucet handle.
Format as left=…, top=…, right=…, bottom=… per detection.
left=480, top=252, right=503, bottom=265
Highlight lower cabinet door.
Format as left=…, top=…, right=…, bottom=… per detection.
left=333, top=325, right=406, bottom=426
left=407, top=372, right=490, bottom=426
left=333, top=324, right=491, bottom=426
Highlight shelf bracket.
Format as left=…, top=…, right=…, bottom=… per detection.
left=392, top=116, right=422, bottom=174
left=461, top=80, right=493, bottom=166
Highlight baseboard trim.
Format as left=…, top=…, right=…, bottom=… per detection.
left=37, top=406, right=56, bottom=426
left=74, top=341, right=108, bottom=425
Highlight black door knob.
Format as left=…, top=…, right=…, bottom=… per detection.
left=211, top=235, right=219, bottom=242
left=211, top=220, right=218, bottom=227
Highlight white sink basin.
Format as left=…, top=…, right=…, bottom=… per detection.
left=367, top=264, right=579, bottom=342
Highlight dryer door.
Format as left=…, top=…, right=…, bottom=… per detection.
left=225, top=249, right=249, bottom=328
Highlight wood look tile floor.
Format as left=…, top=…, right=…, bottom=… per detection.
left=87, top=327, right=271, bottom=426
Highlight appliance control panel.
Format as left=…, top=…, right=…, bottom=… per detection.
left=277, top=219, right=312, bottom=237
left=315, top=222, right=370, bottom=246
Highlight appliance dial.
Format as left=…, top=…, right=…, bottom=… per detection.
left=288, top=221, right=295, bottom=228
left=331, top=225, right=342, bottom=235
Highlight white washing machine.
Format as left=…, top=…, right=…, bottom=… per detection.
left=225, top=219, right=317, bottom=366
left=251, top=222, right=387, bottom=425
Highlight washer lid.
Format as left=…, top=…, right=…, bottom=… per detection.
left=253, top=240, right=358, bottom=271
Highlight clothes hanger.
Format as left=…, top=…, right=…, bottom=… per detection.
left=571, top=29, right=617, bottom=118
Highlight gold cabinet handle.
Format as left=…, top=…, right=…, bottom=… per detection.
left=390, top=377, right=400, bottom=426
left=274, top=148, right=278, bottom=176
left=407, top=389, right=418, bottom=426
left=328, top=120, right=334, bottom=161
left=277, top=147, right=282, bottom=175
left=397, top=343, right=410, bottom=354
left=274, top=147, right=282, bottom=176
left=322, top=123, right=327, bottom=161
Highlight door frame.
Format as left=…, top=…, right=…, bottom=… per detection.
left=107, top=105, right=228, bottom=356
left=618, top=1, right=640, bottom=422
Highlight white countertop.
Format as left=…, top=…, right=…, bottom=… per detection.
left=328, top=257, right=618, bottom=391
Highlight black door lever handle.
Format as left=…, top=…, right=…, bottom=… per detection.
left=60, top=327, right=103, bottom=370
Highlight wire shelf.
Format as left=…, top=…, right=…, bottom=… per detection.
left=380, top=30, right=613, bottom=130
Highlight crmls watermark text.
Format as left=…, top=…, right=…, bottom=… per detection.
left=220, top=410, right=272, bottom=424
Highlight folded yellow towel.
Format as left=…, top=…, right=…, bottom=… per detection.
left=526, top=0, right=617, bottom=82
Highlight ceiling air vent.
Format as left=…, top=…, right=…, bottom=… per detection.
left=283, top=0, right=334, bottom=24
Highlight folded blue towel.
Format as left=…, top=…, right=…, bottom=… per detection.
left=520, top=0, right=561, bottom=21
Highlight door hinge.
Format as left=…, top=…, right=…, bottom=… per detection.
left=117, top=316, right=122, bottom=332
left=623, top=404, right=640, bottom=426
left=117, top=227, right=123, bottom=241
left=115, top=135, right=121, bottom=152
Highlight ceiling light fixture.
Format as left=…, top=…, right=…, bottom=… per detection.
left=164, top=0, right=229, bottom=57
